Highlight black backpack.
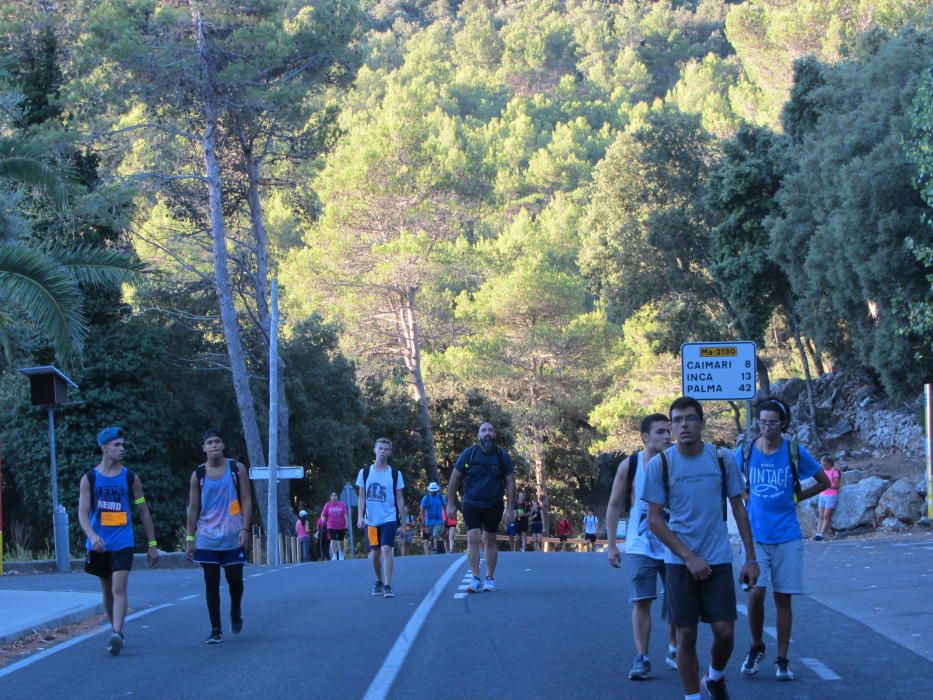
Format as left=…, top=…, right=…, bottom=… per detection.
left=84, top=467, right=136, bottom=516
left=659, top=446, right=729, bottom=522
left=624, top=450, right=640, bottom=514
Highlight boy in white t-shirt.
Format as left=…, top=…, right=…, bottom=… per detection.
left=356, top=438, right=408, bottom=598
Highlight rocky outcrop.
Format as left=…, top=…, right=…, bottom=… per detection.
left=830, top=476, right=889, bottom=530
left=876, top=478, right=925, bottom=524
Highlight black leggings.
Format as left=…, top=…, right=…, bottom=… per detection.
left=202, top=563, right=244, bottom=630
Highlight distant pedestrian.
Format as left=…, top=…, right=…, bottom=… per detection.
left=321, top=492, right=349, bottom=561
left=315, top=514, right=329, bottom=561
left=583, top=508, right=599, bottom=551
left=78, top=426, right=160, bottom=656
left=737, top=398, right=828, bottom=682
left=644, top=397, right=759, bottom=700
left=400, top=508, right=415, bottom=556
left=296, top=510, right=311, bottom=562
left=605, top=413, right=678, bottom=681
left=444, top=509, right=458, bottom=553
left=357, top=438, right=408, bottom=598
left=447, top=422, right=516, bottom=592
left=815, top=456, right=842, bottom=541
left=185, top=428, right=252, bottom=644
left=515, top=491, right=530, bottom=551
left=420, top=482, right=447, bottom=553
left=529, top=501, right=544, bottom=551
left=555, top=515, right=572, bottom=551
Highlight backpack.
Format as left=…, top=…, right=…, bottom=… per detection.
left=84, top=468, right=136, bottom=516
left=362, top=465, right=401, bottom=524
left=624, top=450, right=641, bottom=514
left=659, top=446, right=729, bottom=522
left=740, top=439, right=802, bottom=503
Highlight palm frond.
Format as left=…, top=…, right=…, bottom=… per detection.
left=0, top=310, right=15, bottom=367
left=0, top=137, right=67, bottom=207
left=0, top=243, right=85, bottom=366
left=52, top=245, right=151, bottom=288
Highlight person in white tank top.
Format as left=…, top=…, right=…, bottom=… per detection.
left=606, top=414, right=678, bottom=680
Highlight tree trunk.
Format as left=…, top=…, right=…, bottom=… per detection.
left=785, top=300, right=819, bottom=444
left=394, top=290, right=439, bottom=483
left=805, top=336, right=826, bottom=376
left=727, top=400, right=743, bottom=437
left=530, top=370, right=550, bottom=536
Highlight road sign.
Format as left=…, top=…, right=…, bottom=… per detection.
left=248, top=466, right=304, bottom=480
left=681, top=341, right=757, bottom=401
left=340, top=482, right=358, bottom=507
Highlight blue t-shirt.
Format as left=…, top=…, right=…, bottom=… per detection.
left=740, top=440, right=821, bottom=544
left=420, top=493, right=447, bottom=525
left=453, top=445, right=514, bottom=508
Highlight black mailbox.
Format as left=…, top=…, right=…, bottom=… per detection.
left=18, top=366, right=78, bottom=406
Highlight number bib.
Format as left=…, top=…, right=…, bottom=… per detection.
left=101, top=510, right=128, bottom=527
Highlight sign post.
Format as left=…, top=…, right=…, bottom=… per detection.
left=925, top=384, right=931, bottom=519
left=680, top=341, right=757, bottom=402
left=341, top=482, right=359, bottom=558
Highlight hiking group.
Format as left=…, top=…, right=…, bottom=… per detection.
left=604, top=396, right=831, bottom=700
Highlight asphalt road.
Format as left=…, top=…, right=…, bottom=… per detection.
left=1, top=535, right=931, bottom=699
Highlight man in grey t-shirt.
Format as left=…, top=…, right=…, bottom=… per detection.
left=643, top=397, right=759, bottom=700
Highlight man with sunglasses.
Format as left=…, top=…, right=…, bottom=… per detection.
left=738, top=398, right=829, bottom=682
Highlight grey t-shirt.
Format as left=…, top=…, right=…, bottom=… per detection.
left=642, top=443, right=744, bottom=566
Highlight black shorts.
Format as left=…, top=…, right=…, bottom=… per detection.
left=515, top=518, right=529, bottom=534
left=584, top=533, right=597, bottom=543
left=462, top=501, right=505, bottom=533
left=85, top=547, right=134, bottom=578
left=558, top=535, right=568, bottom=542
left=531, top=522, right=543, bottom=535
left=327, top=528, right=347, bottom=541
left=664, top=563, right=737, bottom=626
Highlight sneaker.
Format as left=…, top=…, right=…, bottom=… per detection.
left=741, top=643, right=766, bottom=676
left=231, top=613, right=243, bottom=634
left=205, top=628, right=222, bottom=644
left=466, top=576, right=483, bottom=593
left=812, top=533, right=824, bottom=541
left=331, top=554, right=337, bottom=561
left=483, top=577, right=497, bottom=592
left=107, top=631, right=124, bottom=656
left=665, top=648, right=678, bottom=670
left=372, top=581, right=384, bottom=596
left=701, top=676, right=730, bottom=700
left=383, top=585, right=396, bottom=598
left=775, top=656, right=795, bottom=681
left=628, top=654, right=651, bottom=680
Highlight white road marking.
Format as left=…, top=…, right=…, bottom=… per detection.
left=363, top=555, right=466, bottom=700
left=453, top=593, right=467, bottom=599
left=178, top=594, right=199, bottom=601
left=800, top=657, right=841, bottom=680
left=0, top=603, right=174, bottom=679
left=764, top=626, right=777, bottom=640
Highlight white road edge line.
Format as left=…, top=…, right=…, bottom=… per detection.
left=178, top=594, right=199, bottom=601
left=800, top=657, right=841, bottom=680
left=362, top=555, right=466, bottom=700
left=0, top=603, right=174, bottom=679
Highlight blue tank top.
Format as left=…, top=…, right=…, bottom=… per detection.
left=195, top=461, right=243, bottom=551
left=86, top=467, right=135, bottom=552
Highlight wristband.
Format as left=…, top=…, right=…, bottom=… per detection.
left=147, top=540, right=158, bottom=548
left=185, top=535, right=195, bottom=542
left=133, top=496, right=146, bottom=505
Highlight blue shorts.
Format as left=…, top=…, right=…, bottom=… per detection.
left=506, top=522, right=517, bottom=536
left=194, top=548, right=246, bottom=567
left=818, top=494, right=838, bottom=508
left=367, top=521, right=398, bottom=550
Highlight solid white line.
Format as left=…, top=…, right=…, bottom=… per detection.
left=362, top=555, right=466, bottom=700
left=178, top=594, right=199, bottom=601
left=0, top=603, right=173, bottom=679
left=800, top=657, right=841, bottom=680
left=764, top=625, right=777, bottom=640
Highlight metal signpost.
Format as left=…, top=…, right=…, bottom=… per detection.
left=340, top=482, right=359, bottom=558
left=925, top=383, right=931, bottom=519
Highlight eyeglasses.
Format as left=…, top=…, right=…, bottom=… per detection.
left=758, top=419, right=781, bottom=427
left=671, top=415, right=700, bottom=424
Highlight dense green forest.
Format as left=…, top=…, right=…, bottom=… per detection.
left=0, top=0, right=930, bottom=554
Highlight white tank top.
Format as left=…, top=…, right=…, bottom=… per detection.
left=624, top=452, right=667, bottom=559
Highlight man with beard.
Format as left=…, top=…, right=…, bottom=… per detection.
left=446, top=423, right=516, bottom=592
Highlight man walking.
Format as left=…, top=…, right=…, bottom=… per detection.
left=514, top=491, right=530, bottom=551
left=583, top=508, right=599, bottom=551
left=606, top=413, right=678, bottom=680
left=357, top=438, right=408, bottom=598
left=447, top=422, right=515, bottom=592
left=78, top=426, right=159, bottom=655
left=644, top=397, right=759, bottom=700
left=185, top=428, right=252, bottom=644
left=420, top=482, right=446, bottom=553
left=738, top=398, right=828, bottom=681
left=321, top=491, right=349, bottom=560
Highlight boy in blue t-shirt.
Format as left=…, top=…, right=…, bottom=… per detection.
left=419, top=482, right=447, bottom=553
left=737, top=398, right=830, bottom=682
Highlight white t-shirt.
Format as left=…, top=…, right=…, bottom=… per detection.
left=583, top=514, right=598, bottom=535
left=624, top=452, right=667, bottom=559
left=356, top=465, right=405, bottom=526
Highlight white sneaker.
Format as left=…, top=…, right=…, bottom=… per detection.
left=483, top=577, right=496, bottom=592
left=466, top=576, right=482, bottom=593
left=330, top=554, right=337, bottom=561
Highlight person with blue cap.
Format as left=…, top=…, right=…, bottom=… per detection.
left=78, top=426, right=160, bottom=656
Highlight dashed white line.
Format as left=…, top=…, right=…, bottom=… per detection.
left=362, top=555, right=466, bottom=700
left=800, top=657, right=841, bottom=680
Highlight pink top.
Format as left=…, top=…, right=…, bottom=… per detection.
left=823, top=468, right=842, bottom=496
left=322, top=501, right=348, bottom=530
left=295, top=519, right=309, bottom=538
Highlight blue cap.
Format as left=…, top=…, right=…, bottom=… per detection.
left=97, top=426, right=124, bottom=446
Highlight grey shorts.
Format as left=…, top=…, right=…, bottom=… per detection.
left=427, top=522, right=445, bottom=538
left=752, top=539, right=804, bottom=594
left=664, top=563, right=737, bottom=626
left=626, top=553, right=665, bottom=602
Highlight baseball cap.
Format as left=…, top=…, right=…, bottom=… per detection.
left=97, top=426, right=123, bottom=446
left=299, top=509, right=308, bottom=517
